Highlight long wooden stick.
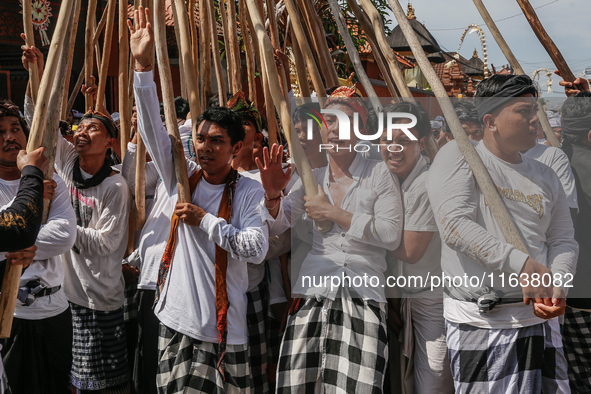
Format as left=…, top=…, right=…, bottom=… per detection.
left=66, top=68, right=85, bottom=115
left=245, top=0, right=333, bottom=233
left=282, top=0, right=326, bottom=100
left=96, top=0, right=117, bottom=111
left=297, top=0, right=339, bottom=88
left=326, top=0, right=380, bottom=112
left=199, top=0, right=212, bottom=110
left=171, top=9, right=188, bottom=100
left=389, top=0, right=528, bottom=254
left=470, top=0, right=557, bottom=147
left=358, top=0, right=410, bottom=100
left=207, top=0, right=227, bottom=102
left=346, top=0, right=398, bottom=98
left=60, top=0, right=81, bottom=119
left=23, top=0, right=40, bottom=104
left=153, top=0, right=191, bottom=203
left=85, top=0, right=98, bottom=110
left=189, top=0, right=200, bottom=96
left=291, top=28, right=310, bottom=98
left=515, top=0, right=576, bottom=83
left=239, top=0, right=257, bottom=103
left=0, top=0, right=75, bottom=339
left=218, top=0, right=233, bottom=94
left=171, top=0, right=202, bottom=134
left=267, top=0, right=288, bottom=101
left=227, top=0, right=242, bottom=93
left=135, top=132, right=146, bottom=230
left=119, top=0, right=131, bottom=160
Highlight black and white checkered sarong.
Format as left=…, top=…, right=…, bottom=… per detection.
left=247, top=280, right=268, bottom=394
left=156, top=323, right=251, bottom=393
left=446, top=318, right=569, bottom=393
left=563, top=306, right=591, bottom=393
left=277, top=297, right=388, bottom=393
left=70, top=303, right=130, bottom=391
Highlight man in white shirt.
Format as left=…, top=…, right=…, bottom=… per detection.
left=0, top=100, right=77, bottom=394
left=20, top=42, right=132, bottom=392
left=257, top=86, right=403, bottom=392
left=130, top=8, right=269, bottom=392
left=380, top=101, right=454, bottom=394
left=426, top=74, right=577, bottom=393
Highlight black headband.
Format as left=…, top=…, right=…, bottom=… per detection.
left=81, top=110, right=118, bottom=139
left=562, top=114, right=591, bottom=136
left=476, top=75, right=538, bottom=121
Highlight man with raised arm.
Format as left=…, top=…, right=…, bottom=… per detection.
left=21, top=41, right=132, bottom=392
left=426, top=74, right=577, bottom=393
left=129, top=8, right=268, bottom=393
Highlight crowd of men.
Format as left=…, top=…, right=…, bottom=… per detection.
left=0, top=6, right=590, bottom=394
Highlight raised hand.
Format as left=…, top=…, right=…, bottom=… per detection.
left=20, top=33, right=44, bottom=73
left=555, top=70, right=590, bottom=97
left=17, top=147, right=48, bottom=173
left=255, top=143, right=292, bottom=201
left=127, top=6, right=154, bottom=70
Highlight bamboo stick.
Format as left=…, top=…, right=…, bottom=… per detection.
left=189, top=0, right=200, bottom=94
left=358, top=0, right=411, bottom=100
left=472, top=0, right=560, bottom=147
left=267, top=0, right=289, bottom=101
left=326, top=0, right=381, bottom=112
left=346, top=0, right=397, bottom=98
left=199, top=0, right=212, bottom=109
left=96, top=0, right=117, bottom=111
left=66, top=68, right=85, bottom=116
left=290, top=28, right=310, bottom=97
left=245, top=0, right=333, bottom=233
left=239, top=0, right=257, bottom=104
left=60, top=0, right=81, bottom=119
left=120, top=0, right=131, bottom=160
left=171, top=0, right=202, bottom=134
left=22, top=0, right=41, bottom=104
left=85, top=0, right=98, bottom=110
left=297, top=0, right=339, bottom=88
left=282, top=0, right=326, bottom=99
left=388, top=0, right=529, bottom=254
left=171, top=9, right=188, bottom=100
left=227, top=0, right=242, bottom=93
left=218, top=0, right=233, bottom=94
left=152, top=2, right=191, bottom=203
left=0, top=0, right=75, bottom=339
left=207, top=0, right=227, bottom=102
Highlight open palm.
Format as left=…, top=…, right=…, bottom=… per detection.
left=256, top=144, right=292, bottom=199
left=127, top=6, right=153, bottom=67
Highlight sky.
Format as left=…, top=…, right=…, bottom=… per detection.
left=382, top=0, right=591, bottom=98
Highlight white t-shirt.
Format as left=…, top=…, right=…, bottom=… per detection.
left=523, top=143, right=578, bottom=210
left=0, top=175, right=76, bottom=320
left=135, top=70, right=269, bottom=345
left=426, top=140, right=578, bottom=329
left=55, top=136, right=131, bottom=311
left=388, top=155, right=442, bottom=296
left=24, top=95, right=130, bottom=312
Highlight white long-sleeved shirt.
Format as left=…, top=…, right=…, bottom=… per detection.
left=0, top=174, right=76, bottom=319
left=121, top=142, right=160, bottom=216
left=426, top=140, right=578, bottom=329
left=261, top=153, right=403, bottom=302
left=24, top=95, right=131, bottom=311
left=134, top=71, right=269, bottom=345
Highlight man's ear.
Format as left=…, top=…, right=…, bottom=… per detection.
left=587, top=130, right=591, bottom=145
left=419, top=136, right=427, bottom=151
left=106, top=137, right=115, bottom=149
left=482, top=114, right=496, bottom=133
left=232, top=140, right=243, bottom=157
left=254, top=132, right=264, bottom=144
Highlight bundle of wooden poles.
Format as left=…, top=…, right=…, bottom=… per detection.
left=1, top=0, right=580, bottom=337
